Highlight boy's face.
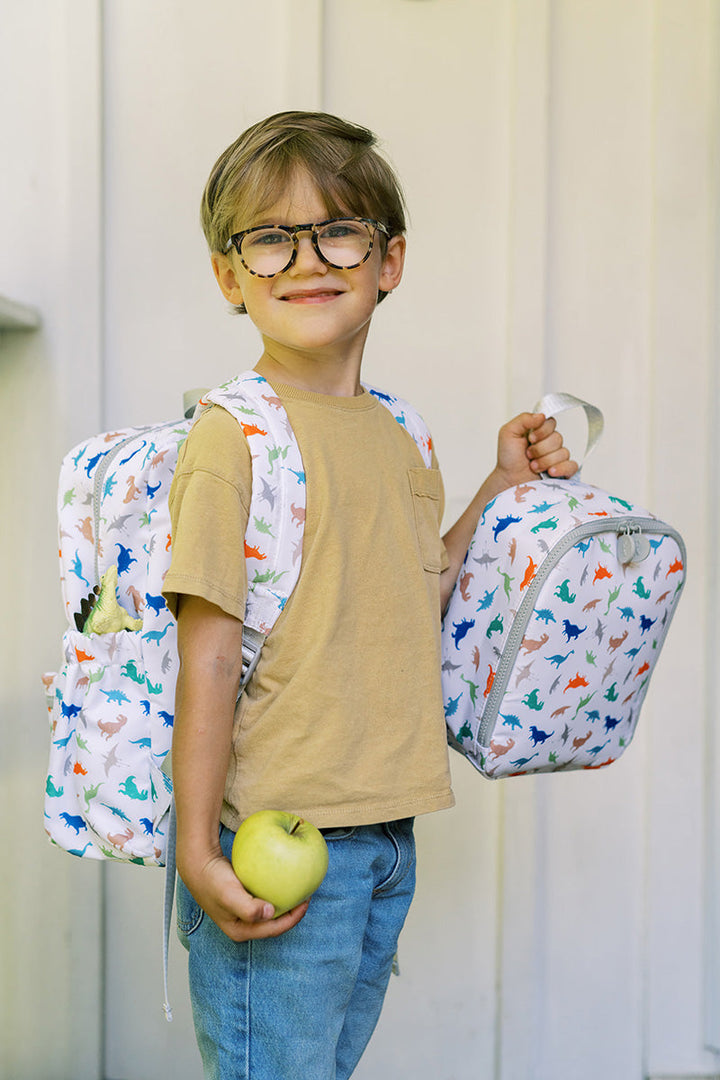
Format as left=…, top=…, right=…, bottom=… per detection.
left=211, top=170, right=405, bottom=368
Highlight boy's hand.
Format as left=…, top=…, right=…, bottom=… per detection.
left=180, top=849, right=309, bottom=942
left=494, top=412, right=578, bottom=489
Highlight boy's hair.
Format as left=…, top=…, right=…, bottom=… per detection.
left=201, top=111, right=407, bottom=311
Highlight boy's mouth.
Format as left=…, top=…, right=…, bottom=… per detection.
left=279, top=288, right=342, bottom=304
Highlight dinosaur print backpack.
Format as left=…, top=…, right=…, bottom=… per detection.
left=441, top=393, right=687, bottom=779
left=42, top=371, right=431, bottom=867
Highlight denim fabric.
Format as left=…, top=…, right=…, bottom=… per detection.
left=177, top=818, right=416, bottom=1080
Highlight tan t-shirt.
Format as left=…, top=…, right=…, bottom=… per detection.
left=163, top=377, right=455, bottom=829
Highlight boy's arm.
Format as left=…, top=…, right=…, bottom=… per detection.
left=173, top=594, right=308, bottom=941
left=440, top=412, right=577, bottom=612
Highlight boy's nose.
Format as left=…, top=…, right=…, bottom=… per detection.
left=289, top=234, right=327, bottom=275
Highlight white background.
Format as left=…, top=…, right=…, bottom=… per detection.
left=1, top=2, right=718, bottom=1078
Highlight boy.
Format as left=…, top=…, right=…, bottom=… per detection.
left=162, top=111, right=575, bottom=1080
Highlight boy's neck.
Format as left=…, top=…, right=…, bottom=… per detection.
left=255, top=348, right=364, bottom=398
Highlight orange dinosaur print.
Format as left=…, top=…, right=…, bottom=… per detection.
left=124, top=476, right=141, bottom=504
left=634, top=661, right=650, bottom=679
left=77, top=517, right=94, bottom=542
left=588, top=510, right=609, bottom=517
left=291, top=504, right=306, bottom=527
left=165, top=533, right=172, bottom=551
left=520, top=556, right=537, bottom=590
left=244, top=541, right=267, bottom=561
left=564, top=673, right=589, bottom=692
left=489, top=736, right=515, bottom=758
left=572, top=729, right=593, bottom=751
left=521, top=631, right=549, bottom=655
left=73, top=761, right=88, bottom=775
left=108, top=828, right=134, bottom=850
left=240, top=422, right=268, bottom=437
left=593, top=564, right=612, bottom=583
left=666, top=558, right=683, bottom=577
left=459, top=571, right=474, bottom=602
left=75, top=646, right=96, bottom=663
left=608, top=630, right=628, bottom=652
left=484, top=664, right=495, bottom=698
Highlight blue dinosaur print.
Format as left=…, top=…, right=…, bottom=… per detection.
left=116, top=543, right=137, bottom=575
left=547, top=651, right=573, bottom=667
left=534, top=609, right=557, bottom=624
left=493, top=514, right=521, bottom=541
left=529, top=726, right=554, bottom=746
left=70, top=552, right=90, bottom=588
left=444, top=694, right=462, bottom=718
left=452, top=618, right=475, bottom=648
left=142, top=623, right=172, bottom=645
left=119, top=439, right=147, bottom=467
left=562, top=619, right=586, bottom=642
left=476, top=586, right=498, bottom=611
left=144, top=592, right=167, bottom=616
left=500, top=714, right=522, bottom=730
left=60, top=812, right=88, bottom=835
left=100, top=688, right=131, bottom=705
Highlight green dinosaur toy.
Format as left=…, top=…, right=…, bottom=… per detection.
left=83, top=565, right=142, bottom=634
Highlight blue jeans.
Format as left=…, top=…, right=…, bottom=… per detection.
left=177, top=818, right=416, bottom=1080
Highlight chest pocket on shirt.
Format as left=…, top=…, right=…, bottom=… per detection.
left=408, top=467, right=443, bottom=573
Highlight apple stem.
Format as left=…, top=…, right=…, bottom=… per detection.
left=289, top=818, right=304, bottom=836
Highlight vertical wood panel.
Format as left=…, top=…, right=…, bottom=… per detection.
left=645, top=1, right=719, bottom=1073
left=7, top=2, right=718, bottom=1078
left=1, top=2, right=105, bottom=1078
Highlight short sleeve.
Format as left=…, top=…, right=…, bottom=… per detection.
left=162, top=406, right=252, bottom=621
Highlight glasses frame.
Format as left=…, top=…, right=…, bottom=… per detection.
left=224, top=217, right=390, bottom=278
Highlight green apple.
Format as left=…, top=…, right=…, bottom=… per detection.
left=230, top=810, right=329, bottom=917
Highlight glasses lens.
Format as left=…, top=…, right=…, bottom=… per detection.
left=240, top=228, right=294, bottom=276
left=316, top=220, right=372, bottom=268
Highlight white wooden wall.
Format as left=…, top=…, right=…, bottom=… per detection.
left=2, top=2, right=719, bottom=1078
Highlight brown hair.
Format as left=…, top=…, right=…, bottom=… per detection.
left=200, top=111, right=407, bottom=309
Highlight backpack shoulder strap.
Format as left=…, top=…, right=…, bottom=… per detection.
left=194, top=371, right=306, bottom=643
left=363, top=383, right=433, bottom=467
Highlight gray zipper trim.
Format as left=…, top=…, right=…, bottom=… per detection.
left=478, top=516, right=687, bottom=746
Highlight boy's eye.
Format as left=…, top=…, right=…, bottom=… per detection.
left=245, top=229, right=291, bottom=249
left=320, top=221, right=365, bottom=241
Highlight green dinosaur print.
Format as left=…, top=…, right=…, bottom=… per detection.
left=460, top=673, right=480, bottom=706
left=486, top=613, right=504, bottom=639
left=121, top=659, right=146, bottom=684
left=497, top=569, right=514, bottom=601
left=605, top=584, right=622, bottom=614
left=253, top=515, right=276, bottom=537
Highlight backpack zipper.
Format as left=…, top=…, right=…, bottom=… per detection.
left=478, top=515, right=686, bottom=746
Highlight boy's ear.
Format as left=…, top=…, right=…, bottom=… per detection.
left=378, top=234, right=406, bottom=295
left=211, top=252, right=245, bottom=307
